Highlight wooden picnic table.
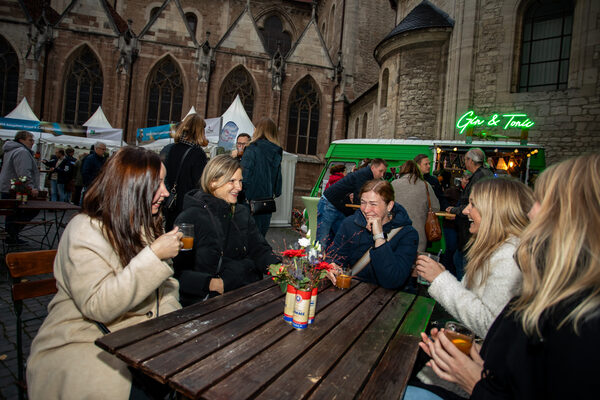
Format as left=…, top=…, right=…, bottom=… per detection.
left=96, top=279, right=435, bottom=399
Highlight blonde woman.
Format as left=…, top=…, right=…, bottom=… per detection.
left=419, top=154, right=600, bottom=399
left=173, top=155, right=280, bottom=305
left=406, top=178, right=533, bottom=399
left=163, top=113, right=209, bottom=230
left=240, top=118, right=283, bottom=236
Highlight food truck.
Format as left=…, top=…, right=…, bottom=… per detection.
left=310, top=139, right=546, bottom=196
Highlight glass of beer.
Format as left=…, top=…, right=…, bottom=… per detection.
left=336, top=268, right=352, bottom=289
left=177, top=223, right=194, bottom=251
left=444, top=321, right=475, bottom=355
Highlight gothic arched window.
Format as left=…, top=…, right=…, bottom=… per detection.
left=259, top=15, right=291, bottom=56
left=0, top=36, right=19, bottom=116
left=362, top=113, right=368, bottom=138
left=63, top=46, right=103, bottom=125
left=186, top=12, right=198, bottom=36
left=380, top=68, right=389, bottom=108
left=220, top=66, right=254, bottom=120
left=519, top=0, right=574, bottom=92
left=286, top=77, right=320, bottom=155
left=146, top=57, right=183, bottom=126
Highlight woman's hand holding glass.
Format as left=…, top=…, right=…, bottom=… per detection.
left=421, top=328, right=484, bottom=395
left=325, top=262, right=343, bottom=285
left=150, top=227, right=184, bottom=260
left=415, top=254, right=446, bottom=283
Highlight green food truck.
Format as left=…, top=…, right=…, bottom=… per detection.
left=310, top=138, right=546, bottom=196
left=303, top=139, right=545, bottom=254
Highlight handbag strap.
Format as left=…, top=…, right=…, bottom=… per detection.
left=93, top=288, right=160, bottom=334
left=350, top=226, right=403, bottom=276
left=170, top=147, right=192, bottom=193
left=424, top=181, right=433, bottom=211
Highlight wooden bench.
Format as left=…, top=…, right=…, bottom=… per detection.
left=5, top=250, right=57, bottom=400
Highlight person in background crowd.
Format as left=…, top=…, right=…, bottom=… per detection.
left=173, top=155, right=280, bottom=305
left=392, top=160, right=440, bottom=252
left=55, top=148, right=76, bottom=202
left=240, top=118, right=283, bottom=237
left=81, top=141, right=107, bottom=202
left=417, top=153, right=600, bottom=399
left=163, top=113, right=209, bottom=231
left=0, top=131, right=40, bottom=244
left=72, top=152, right=88, bottom=205
left=415, top=154, right=448, bottom=210
left=324, top=164, right=346, bottom=190
left=405, top=178, right=534, bottom=400
left=231, top=133, right=251, bottom=160
left=446, top=149, right=492, bottom=279
left=317, top=158, right=388, bottom=249
left=327, top=179, right=418, bottom=290
left=26, top=146, right=182, bottom=399
left=43, top=149, right=64, bottom=201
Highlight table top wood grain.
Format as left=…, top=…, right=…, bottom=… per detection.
left=96, top=279, right=434, bottom=399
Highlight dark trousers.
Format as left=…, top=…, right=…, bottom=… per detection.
left=252, top=213, right=272, bottom=237
left=1, top=192, right=39, bottom=239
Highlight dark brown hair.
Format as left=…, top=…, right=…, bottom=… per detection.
left=82, top=146, right=163, bottom=267
left=174, top=114, right=208, bottom=146
left=398, top=160, right=423, bottom=184
left=329, top=164, right=345, bottom=174
left=360, top=179, right=395, bottom=204
left=414, top=153, right=429, bottom=165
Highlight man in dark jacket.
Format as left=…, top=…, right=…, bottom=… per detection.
left=316, top=158, right=388, bottom=249
left=81, top=142, right=107, bottom=200
left=446, top=148, right=493, bottom=278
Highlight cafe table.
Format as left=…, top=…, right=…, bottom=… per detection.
left=18, top=200, right=80, bottom=248
left=96, top=279, right=435, bottom=399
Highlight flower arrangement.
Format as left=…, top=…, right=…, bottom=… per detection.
left=268, top=231, right=333, bottom=292
left=10, top=176, right=30, bottom=201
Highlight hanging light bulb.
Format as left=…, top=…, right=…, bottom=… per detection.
left=496, top=157, right=508, bottom=170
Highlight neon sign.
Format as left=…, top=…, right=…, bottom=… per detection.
left=456, top=111, right=535, bottom=135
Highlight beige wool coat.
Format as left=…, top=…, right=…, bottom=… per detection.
left=391, top=175, right=440, bottom=251
left=27, top=214, right=181, bottom=400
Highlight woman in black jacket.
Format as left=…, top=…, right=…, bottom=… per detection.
left=173, top=155, right=280, bottom=306
left=163, top=113, right=208, bottom=231
left=240, top=118, right=283, bottom=237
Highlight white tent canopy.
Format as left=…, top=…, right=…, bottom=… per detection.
left=4, top=97, right=39, bottom=121
left=185, top=106, right=197, bottom=118
left=83, top=106, right=113, bottom=128
left=218, top=95, right=255, bottom=150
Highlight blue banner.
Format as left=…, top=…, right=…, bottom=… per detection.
left=136, top=124, right=176, bottom=142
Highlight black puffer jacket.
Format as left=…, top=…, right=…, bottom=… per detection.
left=173, top=189, right=280, bottom=305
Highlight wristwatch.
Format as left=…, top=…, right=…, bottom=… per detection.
left=372, top=232, right=385, bottom=241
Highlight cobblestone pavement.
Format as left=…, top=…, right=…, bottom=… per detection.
left=0, top=211, right=300, bottom=399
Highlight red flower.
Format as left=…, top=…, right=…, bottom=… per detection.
left=315, top=261, right=332, bottom=271
left=282, top=249, right=306, bottom=258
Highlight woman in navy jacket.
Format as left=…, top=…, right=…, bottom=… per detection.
left=327, top=179, right=418, bottom=289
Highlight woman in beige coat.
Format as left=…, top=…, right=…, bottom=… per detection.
left=27, top=147, right=184, bottom=399
left=391, top=160, right=440, bottom=251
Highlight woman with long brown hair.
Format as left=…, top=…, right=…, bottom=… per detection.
left=417, top=154, right=600, bottom=399
left=27, top=147, right=183, bottom=399
left=240, top=117, right=283, bottom=236
left=163, top=113, right=209, bottom=230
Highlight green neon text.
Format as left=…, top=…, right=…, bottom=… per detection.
left=456, top=111, right=535, bottom=135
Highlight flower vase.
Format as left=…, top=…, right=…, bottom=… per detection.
left=283, top=284, right=296, bottom=324
left=21, top=193, right=28, bottom=204
left=292, top=288, right=311, bottom=330
left=308, top=287, right=318, bottom=325
left=16, top=192, right=22, bottom=202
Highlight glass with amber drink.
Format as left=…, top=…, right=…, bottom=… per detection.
left=336, top=267, right=352, bottom=289
left=177, top=223, right=194, bottom=251
left=444, top=321, right=475, bottom=355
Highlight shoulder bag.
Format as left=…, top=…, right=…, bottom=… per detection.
left=164, top=147, right=192, bottom=211
left=350, top=226, right=403, bottom=276
left=249, top=161, right=281, bottom=216
left=425, top=182, right=442, bottom=241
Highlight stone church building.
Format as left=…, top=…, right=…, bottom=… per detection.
left=1, top=0, right=598, bottom=206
